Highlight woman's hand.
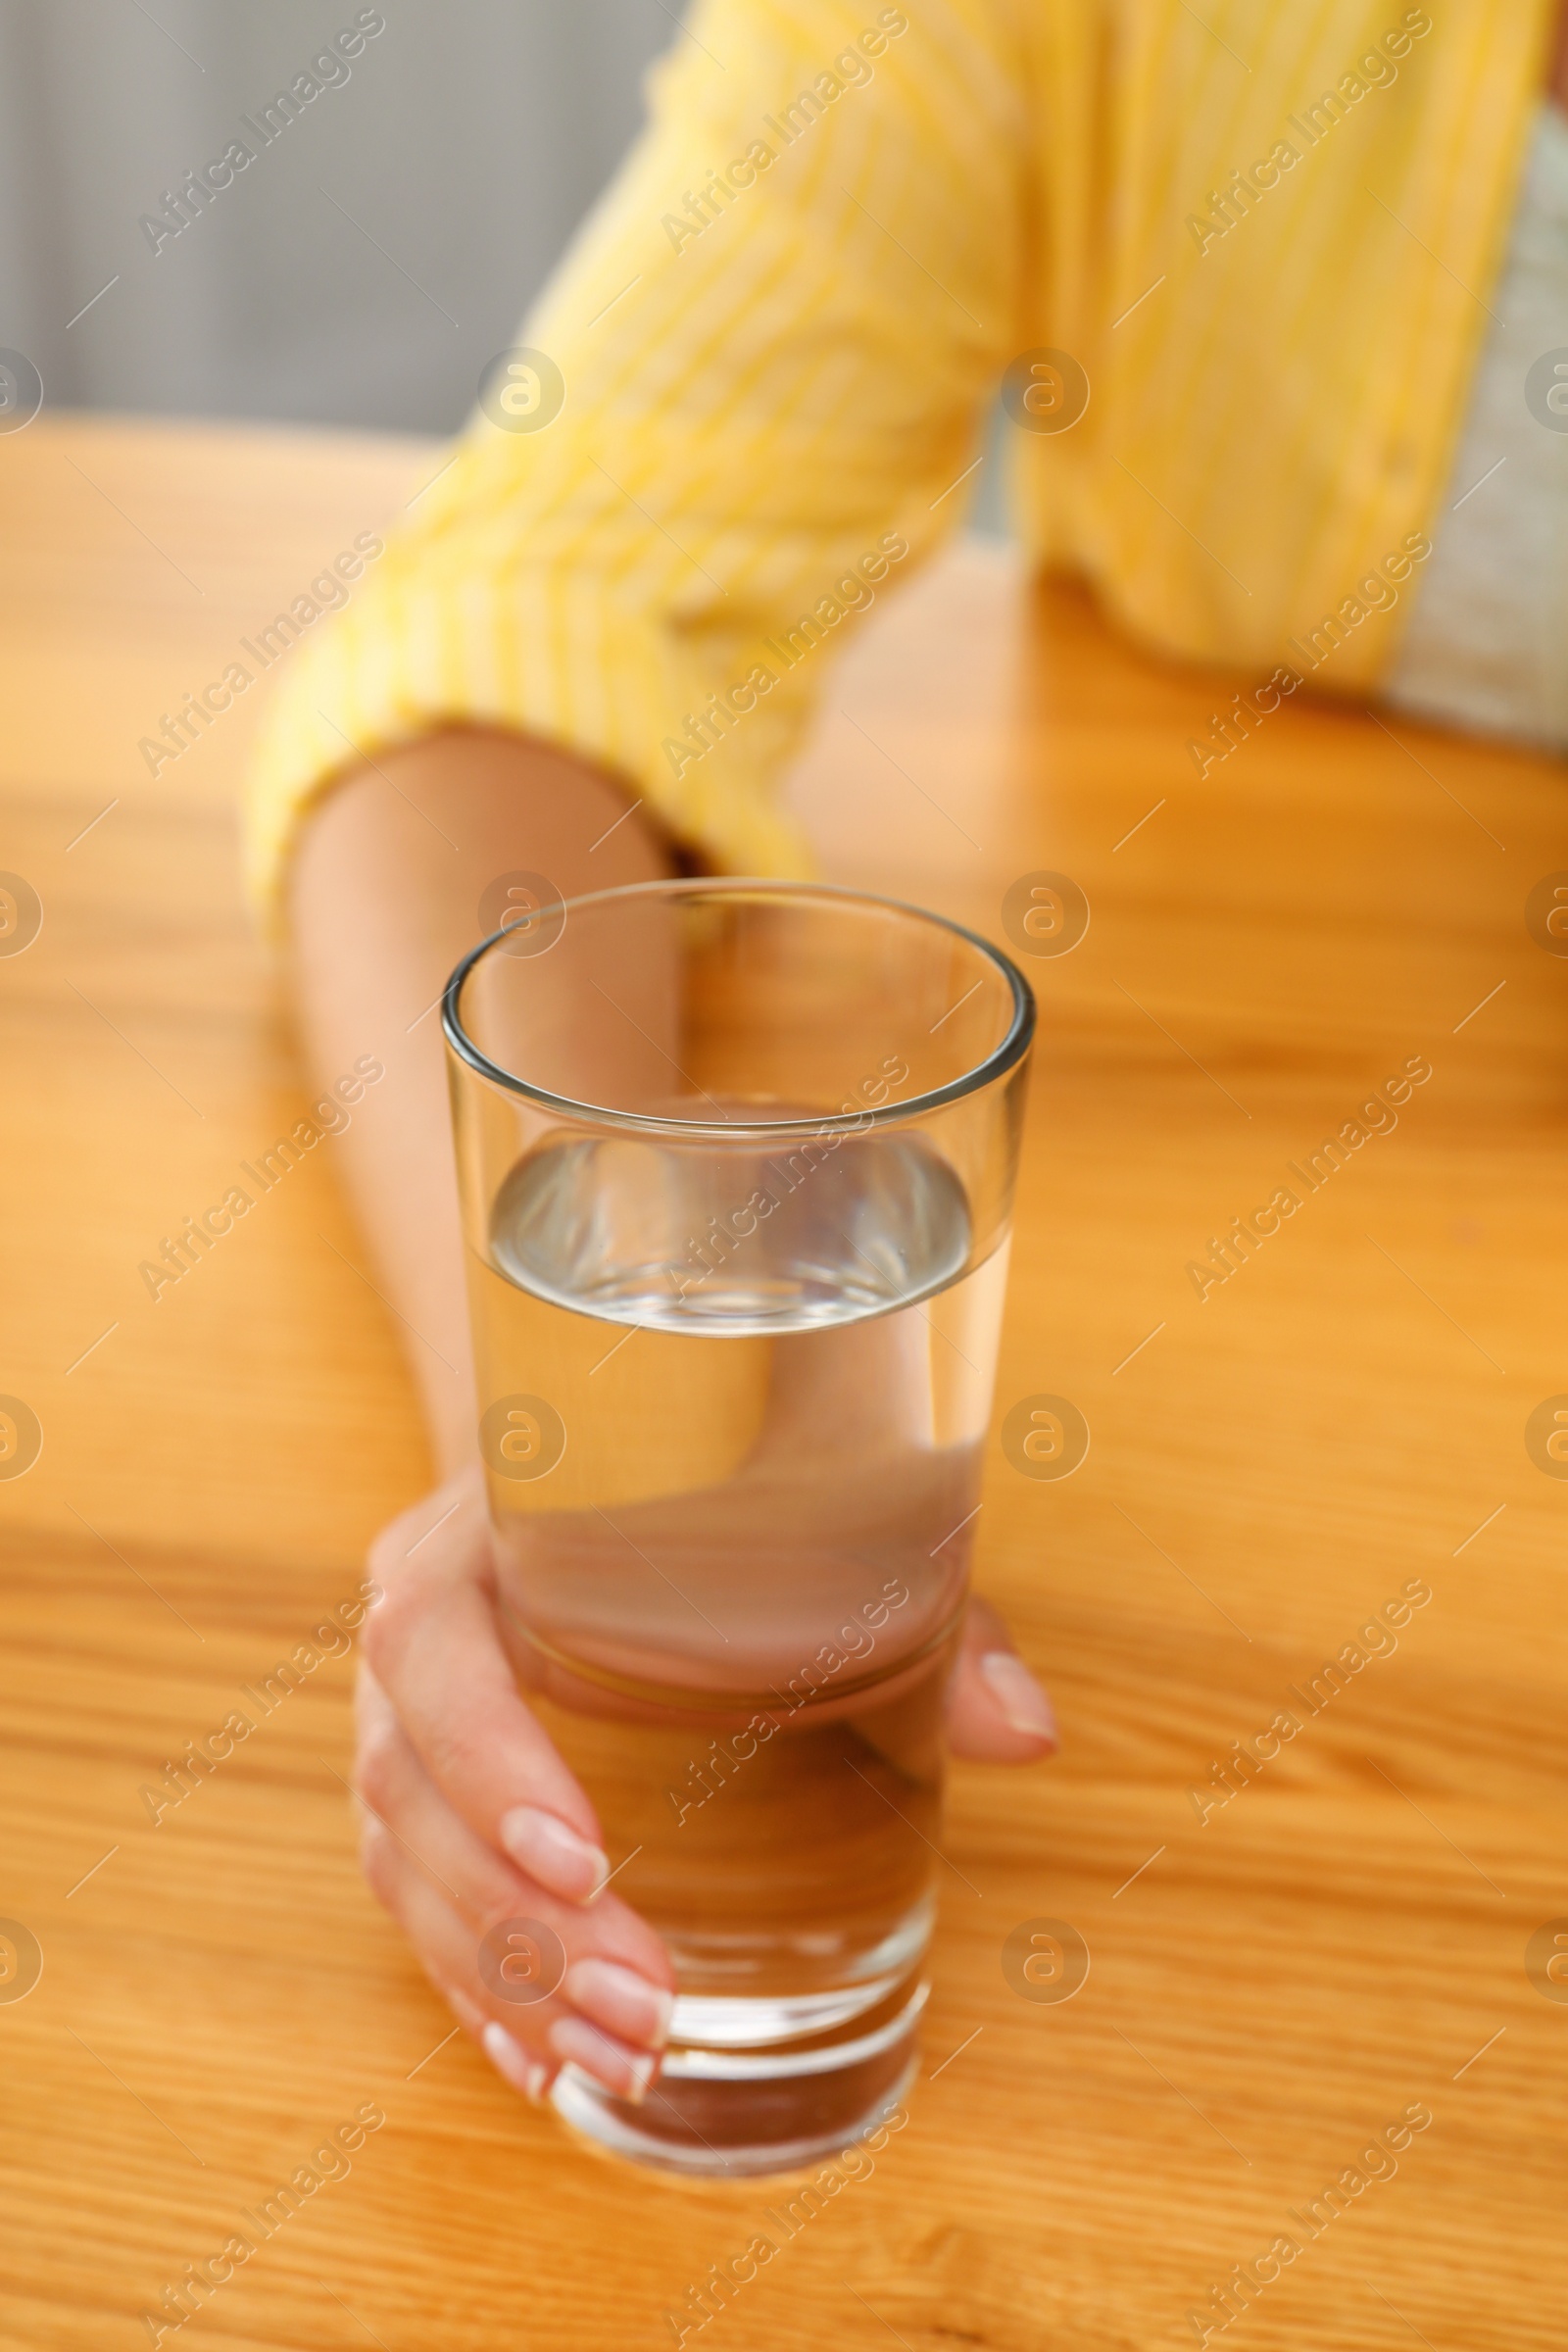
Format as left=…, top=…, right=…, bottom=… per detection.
left=291, top=736, right=1056, bottom=2104
left=355, top=1466, right=1056, bottom=2108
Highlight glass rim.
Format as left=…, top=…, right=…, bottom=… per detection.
left=441, top=876, right=1036, bottom=1138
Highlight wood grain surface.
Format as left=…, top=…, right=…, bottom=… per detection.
left=2, top=418, right=1565, bottom=2352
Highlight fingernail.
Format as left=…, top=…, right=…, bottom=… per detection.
left=499, top=1806, right=610, bottom=1904
left=978, top=1650, right=1057, bottom=1744
left=548, top=2013, right=660, bottom=2103
left=564, top=1956, right=674, bottom=2051
left=482, top=2019, right=548, bottom=2102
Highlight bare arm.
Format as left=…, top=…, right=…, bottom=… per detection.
left=288, top=728, right=674, bottom=1476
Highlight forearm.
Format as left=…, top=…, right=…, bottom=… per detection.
left=286, top=728, right=674, bottom=1479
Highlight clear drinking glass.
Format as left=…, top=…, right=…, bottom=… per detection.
left=443, top=879, right=1033, bottom=2175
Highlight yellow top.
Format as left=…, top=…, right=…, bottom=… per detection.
left=245, top=0, right=1549, bottom=913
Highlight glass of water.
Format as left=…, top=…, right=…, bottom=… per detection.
left=443, top=879, right=1033, bottom=2175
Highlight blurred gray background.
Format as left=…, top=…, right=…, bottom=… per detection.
left=0, top=0, right=677, bottom=431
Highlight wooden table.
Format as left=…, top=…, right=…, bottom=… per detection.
left=2, top=419, right=1564, bottom=2351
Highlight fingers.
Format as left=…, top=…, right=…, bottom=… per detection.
left=361, top=1814, right=662, bottom=2105
left=946, top=1592, right=1058, bottom=1762
left=356, top=1667, right=670, bottom=1980
left=364, top=1469, right=603, bottom=1863
left=355, top=1660, right=674, bottom=2105
left=359, top=1467, right=679, bottom=2109
left=360, top=1470, right=1052, bottom=2132
left=559, top=1957, right=673, bottom=2049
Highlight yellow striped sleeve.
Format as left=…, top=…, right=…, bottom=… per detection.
left=1014, top=0, right=1546, bottom=686
left=244, top=0, right=1025, bottom=921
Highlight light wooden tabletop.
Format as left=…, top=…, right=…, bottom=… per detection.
left=2, top=418, right=1564, bottom=2352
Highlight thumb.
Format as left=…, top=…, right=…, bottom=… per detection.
left=946, top=1594, right=1057, bottom=1762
